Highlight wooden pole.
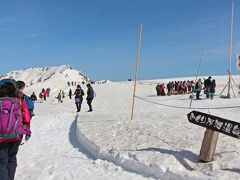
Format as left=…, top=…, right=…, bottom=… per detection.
left=199, top=129, right=219, bottom=162
left=131, top=24, right=143, bottom=120
left=189, top=51, right=204, bottom=108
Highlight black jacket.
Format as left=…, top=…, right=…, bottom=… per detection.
left=74, top=88, right=84, bottom=99
left=210, top=81, right=216, bottom=93
left=87, top=87, right=94, bottom=100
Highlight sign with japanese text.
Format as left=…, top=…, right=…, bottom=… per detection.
left=187, top=111, right=240, bottom=139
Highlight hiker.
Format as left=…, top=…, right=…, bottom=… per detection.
left=46, top=88, right=51, bottom=97
left=42, top=88, right=47, bottom=101
left=57, top=92, right=63, bottom=103
left=0, top=79, right=31, bottom=180
left=86, top=83, right=95, bottom=112
left=188, top=81, right=193, bottom=93
left=209, top=79, right=216, bottom=100
left=16, top=81, right=32, bottom=129
left=61, top=90, right=65, bottom=99
left=160, top=83, right=165, bottom=96
left=16, top=81, right=35, bottom=117
left=30, top=92, right=37, bottom=101
left=167, top=82, right=171, bottom=96
left=205, top=76, right=212, bottom=98
left=39, top=92, right=43, bottom=102
left=69, top=89, right=72, bottom=99
left=156, top=84, right=161, bottom=96
left=74, top=85, right=84, bottom=112
left=195, top=79, right=202, bottom=100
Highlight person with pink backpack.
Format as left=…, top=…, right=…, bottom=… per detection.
left=0, top=79, right=31, bottom=180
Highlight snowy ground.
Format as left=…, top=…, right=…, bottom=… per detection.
left=15, top=75, right=240, bottom=180
left=15, top=87, right=151, bottom=180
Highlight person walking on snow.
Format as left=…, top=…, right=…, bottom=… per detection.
left=205, top=76, right=212, bottom=98
left=61, top=90, right=65, bottom=99
left=209, top=79, right=216, bottom=100
left=0, top=79, right=31, bottom=180
left=74, top=85, right=84, bottom=112
left=195, top=79, right=202, bottom=100
left=46, top=88, right=51, bottom=97
left=30, top=92, right=37, bottom=101
left=69, top=89, right=72, bottom=99
left=42, top=88, right=47, bottom=101
left=57, top=92, right=63, bottom=103
left=86, top=83, right=94, bottom=112
left=16, top=81, right=35, bottom=118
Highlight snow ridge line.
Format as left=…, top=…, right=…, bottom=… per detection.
left=74, top=114, right=205, bottom=180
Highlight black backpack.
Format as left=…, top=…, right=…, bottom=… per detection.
left=195, top=82, right=199, bottom=89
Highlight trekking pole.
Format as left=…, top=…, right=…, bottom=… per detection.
left=189, top=51, right=204, bottom=108
left=131, top=24, right=143, bottom=120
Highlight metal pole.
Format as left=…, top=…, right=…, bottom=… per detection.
left=227, top=0, right=234, bottom=98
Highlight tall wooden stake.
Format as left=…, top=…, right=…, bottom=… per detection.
left=131, top=24, right=143, bottom=120
left=189, top=51, right=204, bottom=108
left=221, top=0, right=234, bottom=98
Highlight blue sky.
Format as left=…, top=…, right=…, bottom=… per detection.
left=0, top=0, right=240, bottom=81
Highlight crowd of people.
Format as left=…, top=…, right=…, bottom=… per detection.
left=56, top=83, right=95, bottom=113
left=156, top=80, right=195, bottom=96
left=0, top=79, right=96, bottom=180
left=37, top=88, right=51, bottom=102
left=67, top=81, right=87, bottom=86
left=195, top=76, right=216, bottom=100
left=155, top=76, right=216, bottom=100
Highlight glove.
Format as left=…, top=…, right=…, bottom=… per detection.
left=25, top=134, right=31, bottom=141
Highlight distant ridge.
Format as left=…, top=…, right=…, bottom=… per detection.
left=0, top=64, right=91, bottom=86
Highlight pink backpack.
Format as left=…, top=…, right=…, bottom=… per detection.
left=0, top=97, right=28, bottom=141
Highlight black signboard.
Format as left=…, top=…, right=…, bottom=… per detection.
left=187, top=111, right=240, bottom=139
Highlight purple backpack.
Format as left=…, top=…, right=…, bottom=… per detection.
left=0, top=97, right=27, bottom=141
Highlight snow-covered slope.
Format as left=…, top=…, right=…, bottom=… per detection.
left=0, top=65, right=90, bottom=86
left=3, top=70, right=240, bottom=179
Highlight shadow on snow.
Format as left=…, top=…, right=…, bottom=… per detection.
left=69, top=114, right=96, bottom=160
left=137, top=147, right=198, bottom=171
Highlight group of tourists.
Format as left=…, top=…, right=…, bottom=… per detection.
left=195, top=76, right=216, bottom=100
left=57, top=83, right=95, bottom=112
left=0, top=78, right=96, bottom=180
left=156, top=76, right=216, bottom=100
left=57, top=90, right=66, bottom=103
left=73, top=83, right=95, bottom=112
left=38, top=88, right=51, bottom=102
left=67, top=81, right=86, bottom=86
left=156, top=80, right=194, bottom=96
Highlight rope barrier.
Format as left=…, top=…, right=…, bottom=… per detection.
left=135, top=95, right=240, bottom=110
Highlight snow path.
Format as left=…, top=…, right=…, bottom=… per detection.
left=15, top=98, right=150, bottom=180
